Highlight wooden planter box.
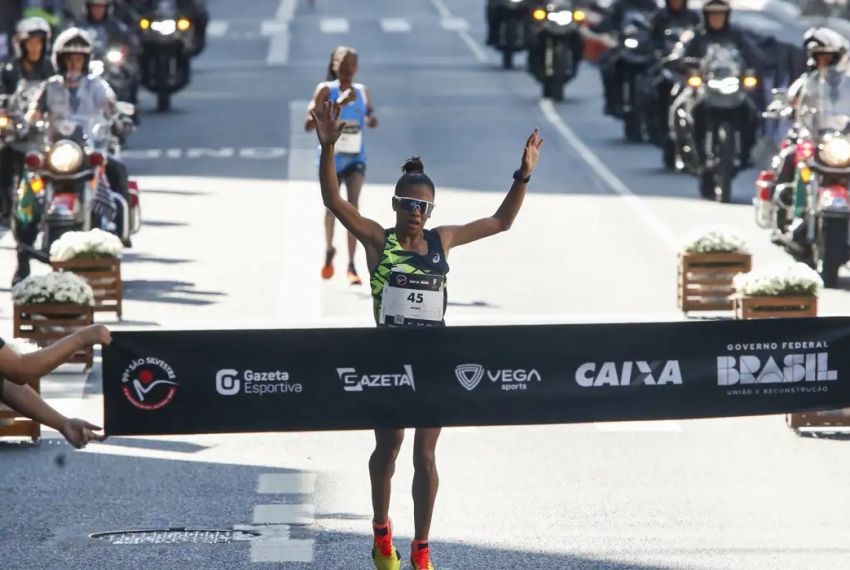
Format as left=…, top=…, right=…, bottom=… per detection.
left=733, top=296, right=818, bottom=320
left=13, top=304, right=94, bottom=369
left=0, top=382, right=41, bottom=442
left=734, top=295, right=844, bottom=430
left=678, top=252, right=752, bottom=313
left=787, top=408, right=850, bottom=430
left=51, top=257, right=122, bottom=320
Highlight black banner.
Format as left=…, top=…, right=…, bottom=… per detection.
left=103, top=318, right=850, bottom=436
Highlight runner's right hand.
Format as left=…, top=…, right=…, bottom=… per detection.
left=311, top=100, right=344, bottom=147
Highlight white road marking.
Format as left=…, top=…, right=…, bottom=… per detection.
left=261, top=20, right=289, bottom=36
left=320, top=18, right=350, bottom=34
left=123, top=147, right=287, bottom=160
left=251, top=536, right=315, bottom=562
left=458, top=29, right=491, bottom=63
left=429, top=0, right=491, bottom=64
left=253, top=504, right=316, bottom=525
left=279, top=101, right=323, bottom=323
left=430, top=0, right=453, bottom=19
left=266, top=0, right=295, bottom=64
left=539, top=99, right=678, bottom=252
left=380, top=17, right=412, bottom=33
left=441, top=17, right=470, bottom=32
left=257, top=473, right=317, bottom=494
left=207, top=20, right=229, bottom=38
left=595, top=420, right=683, bottom=432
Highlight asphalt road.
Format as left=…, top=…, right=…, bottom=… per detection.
left=2, top=1, right=850, bottom=569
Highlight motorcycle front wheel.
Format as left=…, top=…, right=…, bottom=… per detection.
left=714, top=122, right=735, bottom=203
left=156, top=53, right=172, bottom=112
left=817, top=215, right=849, bottom=288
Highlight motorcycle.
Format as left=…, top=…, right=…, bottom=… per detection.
left=756, top=70, right=850, bottom=287
left=617, top=10, right=655, bottom=142
left=493, top=0, right=531, bottom=69
left=22, top=115, right=140, bottom=254
left=82, top=24, right=141, bottom=104
left=138, top=0, right=194, bottom=112
left=639, top=25, right=691, bottom=165
left=672, top=45, right=759, bottom=202
left=0, top=80, right=44, bottom=221
left=527, top=1, right=585, bottom=101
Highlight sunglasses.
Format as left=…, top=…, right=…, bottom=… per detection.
left=393, top=196, right=434, bottom=216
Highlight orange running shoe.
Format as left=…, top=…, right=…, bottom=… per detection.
left=321, top=247, right=336, bottom=280
left=411, top=541, right=434, bottom=570
left=372, top=520, right=400, bottom=570
left=347, top=263, right=362, bottom=285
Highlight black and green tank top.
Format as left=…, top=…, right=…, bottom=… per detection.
left=370, top=229, right=450, bottom=327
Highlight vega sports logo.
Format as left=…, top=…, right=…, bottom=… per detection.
left=454, top=364, right=542, bottom=391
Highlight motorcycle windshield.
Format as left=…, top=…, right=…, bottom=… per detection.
left=701, top=43, right=743, bottom=79
left=47, top=115, right=108, bottom=147
left=11, top=80, right=43, bottom=113
left=620, top=10, right=651, bottom=37
left=806, top=70, right=850, bottom=135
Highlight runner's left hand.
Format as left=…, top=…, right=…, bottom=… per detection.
left=366, top=115, right=378, bottom=128
left=520, top=128, right=544, bottom=177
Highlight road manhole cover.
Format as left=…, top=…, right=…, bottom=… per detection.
left=90, top=528, right=260, bottom=545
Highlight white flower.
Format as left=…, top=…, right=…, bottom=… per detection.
left=11, top=271, right=94, bottom=306
left=733, top=263, right=823, bottom=297
left=4, top=338, right=39, bottom=354
left=682, top=229, right=748, bottom=254
left=49, top=228, right=123, bottom=262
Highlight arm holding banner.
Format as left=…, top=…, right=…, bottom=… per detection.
left=437, top=129, right=544, bottom=251
left=0, top=326, right=112, bottom=387
left=0, top=380, right=106, bottom=448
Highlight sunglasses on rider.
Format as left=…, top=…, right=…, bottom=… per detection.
left=393, top=196, right=434, bottom=216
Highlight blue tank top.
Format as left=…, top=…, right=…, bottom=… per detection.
left=318, top=80, right=368, bottom=172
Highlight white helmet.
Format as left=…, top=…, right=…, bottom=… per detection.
left=52, top=27, right=94, bottom=75
left=13, top=17, right=51, bottom=60
left=803, top=26, right=849, bottom=71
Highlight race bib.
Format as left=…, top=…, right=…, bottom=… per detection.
left=380, top=271, right=445, bottom=326
left=335, top=121, right=362, bottom=155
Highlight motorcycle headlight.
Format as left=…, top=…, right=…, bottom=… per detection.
left=48, top=141, right=84, bottom=173
left=107, top=49, right=124, bottom=64
left=821, top=136, right=850, bottom=167
left=624, top=38, right=639, bottom=49
left=547, top=10, right=573, bottom=26
left=152, top=19, right=177, bottom=35
left=707, top=77, right=740, bottom=95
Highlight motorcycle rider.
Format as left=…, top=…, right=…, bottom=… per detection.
left=650, top=0, right=699, bottom=51
left=670, top=0, right=766, bottom=168
left=485, top=0, right=530, bottom=47
left=0, top=17, right=54, bottom=224
left=771, top=27, right=850, bottom=251
left=12, top=27, right=130, bottom=283
left=77, top=0, right=135, bottom=49
left=643, top=0, right=700, bottom=145
left=594, top=0, right=659, bottom=117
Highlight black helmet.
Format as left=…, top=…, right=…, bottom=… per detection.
left=702, top=0, right=730, bottom=31
left=13, top=17, right=51, bottom=61
left=52, top=28, right=94, bottom=76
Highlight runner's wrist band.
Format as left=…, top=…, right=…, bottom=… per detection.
left=513, top=169, right=531, bottom=183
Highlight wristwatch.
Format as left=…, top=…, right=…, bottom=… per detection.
left=513, top=169, right=531, bottom=183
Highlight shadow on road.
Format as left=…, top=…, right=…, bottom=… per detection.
left=123, top=279, right=226, bottom=306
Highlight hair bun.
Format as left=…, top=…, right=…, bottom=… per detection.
left=402, top=157, right=424, bottom=174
